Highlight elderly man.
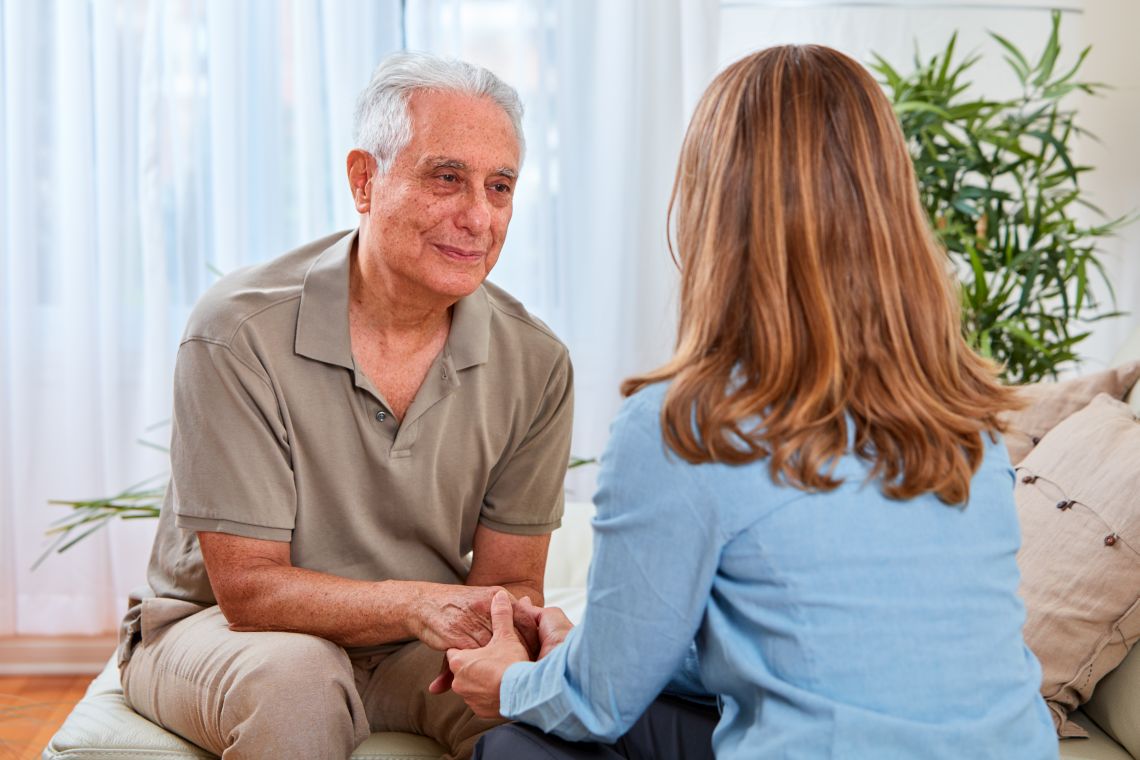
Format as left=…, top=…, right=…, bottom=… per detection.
left=117, top=52, right=573, bottom=760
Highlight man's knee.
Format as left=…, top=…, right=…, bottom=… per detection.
left=222, top=633, right=365, bottom=730
left=241, top=631, right=352, bottom=685
left=127, top=623, right=369, bottom=757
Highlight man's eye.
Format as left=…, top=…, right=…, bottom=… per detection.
left=439, top=173, right=459, bottom=183
left=491, top=183, right=512, bottom=194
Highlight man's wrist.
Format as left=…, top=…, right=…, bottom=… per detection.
left=503, top=583, right=543, bottom=607
left=376, top=579, right=428, bottom=640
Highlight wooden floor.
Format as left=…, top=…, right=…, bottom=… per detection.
left=0, top=675, right=89, bottom=760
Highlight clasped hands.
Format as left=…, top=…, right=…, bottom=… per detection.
left=427, top=590, right=573, bottom=718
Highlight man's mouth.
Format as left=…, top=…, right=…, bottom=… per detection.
left=434, top=244, right=485, bottom=262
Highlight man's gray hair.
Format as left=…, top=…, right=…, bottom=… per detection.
left=353, top=51, right=526, bottom=173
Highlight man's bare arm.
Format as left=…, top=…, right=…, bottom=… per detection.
left=465, top=524, right=550, bottom=607
left=198, top=531, right=507, bottom=651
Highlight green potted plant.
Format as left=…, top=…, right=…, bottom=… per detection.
left=871, top=11, right=1131, bottom=383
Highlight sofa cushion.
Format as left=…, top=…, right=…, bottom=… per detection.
left=1002, top=361, right=1140, bottom=465
left=1016, top=394, right=1140, bottom=739
left=42, top=657, right=213, bottom=758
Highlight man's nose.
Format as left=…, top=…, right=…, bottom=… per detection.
left=457, top=187, right=492, bottom=234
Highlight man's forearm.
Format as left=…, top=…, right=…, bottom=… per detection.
left=199, top=530, right=542, bottom=651
left=216, top=562, right=431, bottom=647
left=463, top=524, right=549, bottom=608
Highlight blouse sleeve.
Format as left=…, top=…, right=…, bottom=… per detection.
left=499, top=389, right=723, bottom=741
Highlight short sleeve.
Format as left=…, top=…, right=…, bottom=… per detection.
left=170, top=338, right=296, bottom=541
left=480, top=349, right=574, bottom=534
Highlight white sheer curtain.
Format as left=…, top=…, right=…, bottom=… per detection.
left=1, top=0, right=402, bottom=636
left=1, top=0, right=719, bottom=636
left=406, top=0, right=719, bottom=493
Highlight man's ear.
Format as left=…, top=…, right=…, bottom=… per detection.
left=346, top=149, right=376, bottom=213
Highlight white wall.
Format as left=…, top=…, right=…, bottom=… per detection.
left=718, top=0, right=1140, bottom=370
left=1072, top=0, right=1140, bottom=367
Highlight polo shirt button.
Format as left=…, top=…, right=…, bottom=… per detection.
left=375, top=410, right=386, bottom=422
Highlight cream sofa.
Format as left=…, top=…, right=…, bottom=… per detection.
left=42, top=336, right=1140, bottom=759
left=1037, top=332, right=1140, bottom=760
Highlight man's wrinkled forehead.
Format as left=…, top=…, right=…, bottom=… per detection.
left=420, top=155, right=518, bottom=180
left=401, top=90, right=521, bottom=165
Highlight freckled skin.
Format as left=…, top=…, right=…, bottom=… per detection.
left=349, top=90, right=521, bottom=310
left=345, top=90, right=522, bottom=419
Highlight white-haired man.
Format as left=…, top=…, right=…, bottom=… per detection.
left=118, top=52, right=573, bottom=760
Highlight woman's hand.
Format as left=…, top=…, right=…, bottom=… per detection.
left=518, top=597, right=574, bottom=660
left=446, top=590, right=531, bottom=718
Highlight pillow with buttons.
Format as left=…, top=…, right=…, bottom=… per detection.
left=1014, top=393, right=1140, bottom=738
left=1002, top=360, right=1140, bottom=465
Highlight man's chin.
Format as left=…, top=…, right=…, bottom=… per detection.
left=428, top=272, right=491, bottom=301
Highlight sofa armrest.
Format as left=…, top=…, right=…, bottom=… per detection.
left=1082, top=641, right=1140, bottom=758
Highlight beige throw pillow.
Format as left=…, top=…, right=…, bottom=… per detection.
left=1015, top=394, right=1140, bottom=738
left=1003, top=360, right=1140, bottom=465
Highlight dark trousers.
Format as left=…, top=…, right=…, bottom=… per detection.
left=473, top=694, right=719, bottom=760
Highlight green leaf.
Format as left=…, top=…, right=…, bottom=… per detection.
left=990, top=32, right=1031, bottom=83
left=1032, top=11, right=1063, bottom=88
left=894, top=101, right=951, bottom=118
left=967, top=246, right=989, bottom=302
left=937, top=31, right=959, bottom=86
left=1026, top=129, right=1076, bottom=177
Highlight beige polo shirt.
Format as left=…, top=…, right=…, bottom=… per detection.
left=144, top=229, right=573, bottom=613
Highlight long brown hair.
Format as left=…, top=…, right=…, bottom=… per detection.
left=623, top=45, right=1019, bottom=504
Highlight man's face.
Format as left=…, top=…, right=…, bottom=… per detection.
left=360, top=90, right=520, bottom=302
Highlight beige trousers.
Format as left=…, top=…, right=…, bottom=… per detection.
left=121, top=603, right=503, bottom=760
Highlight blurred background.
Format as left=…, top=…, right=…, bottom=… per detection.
left=1, top=0, right=1136, bottom=643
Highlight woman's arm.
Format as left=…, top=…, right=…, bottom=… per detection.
left=495, top=391, right=725, bottom=742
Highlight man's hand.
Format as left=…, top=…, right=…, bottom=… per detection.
left=445, top=590, right=530, bottom=719
left=412, top=583, right=500, bottom=651
left=424, top=591, right=545, bottom=695
left=517, top=597, right=574, bottom=660
left=413, top=583, right=540, bottom=654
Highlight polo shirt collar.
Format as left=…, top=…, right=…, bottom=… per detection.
left=295, top=230, right=356, bottom=370
left=448, top=284, right=491, bottom=370
left=295, top=228, right=492, bottom=371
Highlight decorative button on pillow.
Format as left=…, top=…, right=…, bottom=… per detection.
left=1015, top=393, right=1140, bottom=738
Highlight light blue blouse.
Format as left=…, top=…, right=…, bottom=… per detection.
left=500, top=383, right=1058, bottom=759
